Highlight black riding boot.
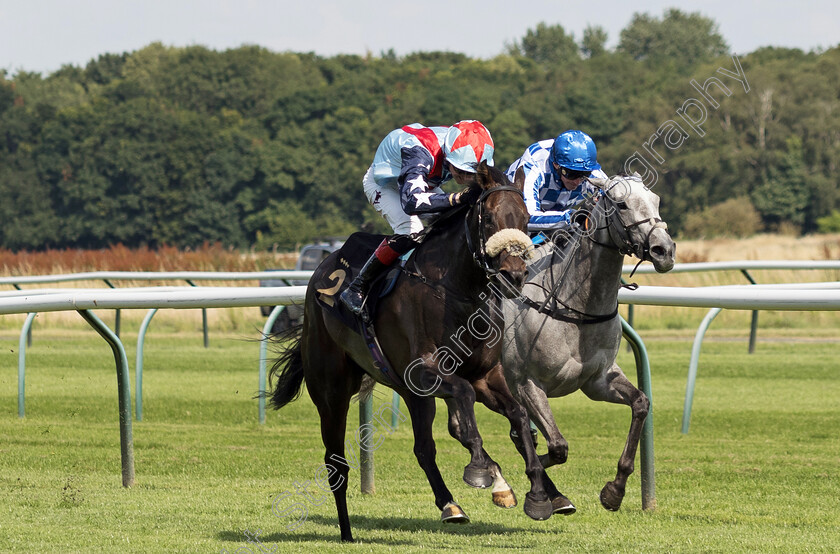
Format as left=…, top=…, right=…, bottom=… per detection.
left=339, top=252, right=389, bottom=317
left=340, top=236, right=415, bottom=318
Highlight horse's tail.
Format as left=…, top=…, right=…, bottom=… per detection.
left=266, top=323, right=305, bottom=410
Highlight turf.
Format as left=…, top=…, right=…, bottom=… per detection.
left=1, top=328, right=839, bottom=552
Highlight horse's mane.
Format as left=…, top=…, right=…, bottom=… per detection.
left=484, top=163, right=509, bottom=184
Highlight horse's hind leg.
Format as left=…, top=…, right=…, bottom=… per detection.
left=301, top=324, right=363, bottom=541
left=581, top=364, right=650, bottom=511
left=516, top=378, right=569, bottom=468
left=401, top=394, right=469, bottom=523
left=444, top=398, right=495, bottom=490
left=310, top=378, right=364, bottom=541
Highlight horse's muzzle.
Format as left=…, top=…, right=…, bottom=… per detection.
left=493, top=266, right=528, bottom=298
left=649, top=230, right=676, bottom=273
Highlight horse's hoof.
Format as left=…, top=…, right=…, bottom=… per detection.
left=441, top=502, right=470, bottom=524
left=463, top=466, right=493, bottom=489
left=523, top=493, right=553, bottom=521
left=551, top=493, right=576, bottom=515
left=492, top=488, right=517, bottom=509
left=599, top=481, right=624, bottom=511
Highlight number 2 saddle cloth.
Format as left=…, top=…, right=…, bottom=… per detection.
left=311, top=232, right=404, bottom=334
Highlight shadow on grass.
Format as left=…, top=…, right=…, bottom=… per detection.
left=218, top=512, right=555, bottom=545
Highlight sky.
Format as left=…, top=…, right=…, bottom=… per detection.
left=1, top=0, right=838, bottom=76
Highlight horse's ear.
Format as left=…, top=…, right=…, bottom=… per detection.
left=589, top=176, right=608, bottom=189
left=513, top=166, right=526, bottom=192
left=476, top=160, right=492, bottom=189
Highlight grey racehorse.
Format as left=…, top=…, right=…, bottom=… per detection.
left=499, top=173, right=676, bottom=514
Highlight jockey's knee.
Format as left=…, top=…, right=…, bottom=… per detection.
left=387, top=234, right=417, bottom=253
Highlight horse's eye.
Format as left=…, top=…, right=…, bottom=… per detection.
left=616, top=201, right=628, bottom=210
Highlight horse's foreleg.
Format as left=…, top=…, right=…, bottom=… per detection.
left=444, top=396, right=515, bottom=507
left=412, top=370, right=502, bottom=522
left=474, top=366, right=554, bottom=520
left=507, top=376, right=577, bottom=515
left=402, top=394, right=468, bottom=523
left=582, top=365, right=650, bottom=511
left=513, top=378, right=569, bottom=468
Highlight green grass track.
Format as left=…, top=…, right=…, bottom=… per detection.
left=1, top=329, right=839, bottom=552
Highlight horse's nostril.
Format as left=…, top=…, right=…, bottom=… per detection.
left=651, top=245, right=667, bottom=258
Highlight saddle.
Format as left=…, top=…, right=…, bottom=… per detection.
left=312, top=205, right=474, bottom=331
left=312, top=232, right=404, bottom=333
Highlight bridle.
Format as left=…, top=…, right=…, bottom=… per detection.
left=463, top=184, right=530, bottom=278
left=587, top=176, right=668, bottom=263
left=520, top=175, right=668, bottom=323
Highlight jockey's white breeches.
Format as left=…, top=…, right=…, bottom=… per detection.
left=363, top=165, right=444, bottom=235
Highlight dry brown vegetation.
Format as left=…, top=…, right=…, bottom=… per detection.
left=672, top=233, right=840, bottom=263
left=3, top=234, right=838, bottom=277
left=0, top=243, right=296, bottom=332
left=1, top=235, right=839, bottom=334
left=628, top=233, right=840, bottom=288
left=0, top=243, right=297, bottom=276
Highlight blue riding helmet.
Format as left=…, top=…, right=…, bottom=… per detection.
left=549, top=130, right=601, bottom=180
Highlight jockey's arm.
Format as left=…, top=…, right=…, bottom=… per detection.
left=397, top=146, right=459, bottom=214
left=517, top=161, right=574, bottom=232
left=527, top=211, right=574, bottom=233
left=525, top=177, right=603, bottom=233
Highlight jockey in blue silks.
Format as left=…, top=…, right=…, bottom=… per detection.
left=340, top=120, right=495, bottom=317
left=506, top=130, right=607, bottom=234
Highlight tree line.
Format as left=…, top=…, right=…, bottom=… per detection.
left=1, top=8, right=838, bottom=251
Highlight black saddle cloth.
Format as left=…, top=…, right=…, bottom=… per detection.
left=312, top=232, right=400, bottom=332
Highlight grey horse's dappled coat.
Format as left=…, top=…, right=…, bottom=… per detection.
left=501, top=174, right=675, bottom=512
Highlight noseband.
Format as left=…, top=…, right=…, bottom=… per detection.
left=463, top=185, right=531, bottom=277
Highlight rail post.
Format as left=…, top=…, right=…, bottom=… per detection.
left=77, top=309, right=135, bottom=487
left=620, top=316, right=656, bottom=510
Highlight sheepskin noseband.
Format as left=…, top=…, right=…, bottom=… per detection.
left=484, top=228, right=534, bottom=259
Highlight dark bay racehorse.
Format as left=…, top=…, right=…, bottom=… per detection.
left=500, top=173, right=676, bottom=514
left=268, top=162, right=559, bottom=542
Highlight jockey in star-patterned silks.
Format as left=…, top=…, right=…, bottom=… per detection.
left=506, top=130, right=607, bottom=234
left=340, top=120, right=495, bottom=319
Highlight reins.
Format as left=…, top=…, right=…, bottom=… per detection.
left=520, top=230, right=619, bottom=325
